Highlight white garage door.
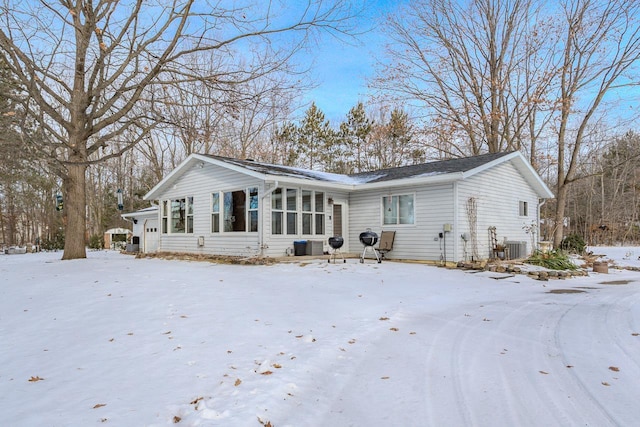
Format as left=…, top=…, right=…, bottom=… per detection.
left=144, top=218, right=159, bottom=253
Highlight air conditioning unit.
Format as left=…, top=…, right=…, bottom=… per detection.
left=505, top=241, right=527, bottom=259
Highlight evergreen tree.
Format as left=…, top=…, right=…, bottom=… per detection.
left=297, top=103, right=335, bottom=170
left=271, top=122, right=299, bottom=166
left=339, top=102, right=373, bottom=173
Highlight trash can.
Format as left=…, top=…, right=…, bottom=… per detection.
left=294, top=240, right=307, bottom=256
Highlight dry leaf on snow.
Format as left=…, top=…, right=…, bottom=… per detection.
left=28, top=376, right=44, bottom=382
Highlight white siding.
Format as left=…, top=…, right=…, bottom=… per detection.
left=261, top=186, right=348, bottom=257
left=349, top=183, right=455, bottom=261
left=156, top=163, right=263, bottom=256
left=152, top=162, right=344, bottom=258
left=457, top=161, right=539, bottom=261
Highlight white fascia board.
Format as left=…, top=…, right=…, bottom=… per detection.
left=355, top=172, right=463, bottom=191
left=197, top=154, right=267, bottom=180
left=144, top=154, right=267, bottom=200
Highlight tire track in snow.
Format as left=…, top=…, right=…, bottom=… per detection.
left=553, top=286, right=640, bottom=426
left=422, top=291, right=627, bottom=426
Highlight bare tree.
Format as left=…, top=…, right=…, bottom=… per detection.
left=0, top=0, right=358, bottom=259
left=375, top=0, right=549, bottom=156
left=550, top=0, right=640, bottom=247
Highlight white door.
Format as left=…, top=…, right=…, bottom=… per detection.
left=144, top=218, right=159, bottom=253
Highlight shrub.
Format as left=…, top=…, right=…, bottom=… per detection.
left=560, top=233, right=586, bottom=254
left=526, top=249, right=577, bottom=270
left=40, top=230, right=64, bottom=251
left=89, top=234, right=104, bottom=250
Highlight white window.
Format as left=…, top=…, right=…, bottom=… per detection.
left=272, top=188, right=283, bottom=235
left=286, top=188, right=297, bottom=235
left=161, top=200, right=168, bottom=234
left=211, top=193, right=220, bottom=233
left=383, top=194, right=415, bottom=225
left=167, top=197, right=193, bottom=233
left=272, top=188, right=325, bottom=235
left=302, top=190, right=325, bottom=235
left=217, top=187, right=259, bottom=233
left=519, top=201, right=529, bottom=217
left=248, top=187, right=258, bottom=232
left=315, top=192, right=325, bottom=234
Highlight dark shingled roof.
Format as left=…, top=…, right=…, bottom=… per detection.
left=204, top=151, right=515, bottom=184
left=349, top=151, right=514, bottom=183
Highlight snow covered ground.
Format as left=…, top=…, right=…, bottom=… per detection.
left=1, top=247, right=639, bottom=426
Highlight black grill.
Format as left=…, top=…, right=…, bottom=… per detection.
left=327, top=236, right=346, bottom=263
left=359, top=230, right=381, bottom=263
left=328, top=236, right=344, bottom=249
left=359, top=231, right=378, bottom=247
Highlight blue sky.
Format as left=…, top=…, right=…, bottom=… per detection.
left=299, top=0, right=404, bottom=122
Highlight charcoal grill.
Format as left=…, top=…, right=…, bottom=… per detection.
left=327, top=236, right=346, bottom=263
left=359, top=229, right=381, bottom=263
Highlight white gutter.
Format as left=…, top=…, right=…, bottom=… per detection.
left=259, top=181, right=279, bottom=256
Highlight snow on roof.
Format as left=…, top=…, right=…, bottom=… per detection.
left=204, top=155, right=376, bottom=185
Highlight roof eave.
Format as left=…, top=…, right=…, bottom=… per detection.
left=263, top=174, right=355, bottom=191
left=144, top=154, right=267, bottom=200
left=356, top=172, right=464, bottom=190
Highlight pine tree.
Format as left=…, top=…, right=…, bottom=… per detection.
left=297, top=103, right=335, bottom=170
left=339, top=102, right=373, bottom=173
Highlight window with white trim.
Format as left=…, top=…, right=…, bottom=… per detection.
left=302, top=190, right=325, bottom=235
left=211, top=193, right=220, bottom=233
left=248, top=187, right=258, bottom=232
left=383, top=194, right=414, bottom=225
left=286, top=188, right=297, bottom=235
left=272, top=188, right=325, bottom=235
left=519, top=200, right=529, bottom=217
left=166, top=197, right=194, bottom=233
left=213, top=187, right=259, bottom=233
left=272, top=188, right=283, bottom=235
left=161, top=200, right=168, bottom=233
left=315, top=191, right=325, bottom=234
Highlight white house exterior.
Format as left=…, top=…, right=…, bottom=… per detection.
left=142, top=151, right=553, bottom=262
left=121, top=206, right=159, bottom=253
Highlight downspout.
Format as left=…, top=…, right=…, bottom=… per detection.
left=537, top=198, right=546, bottom=250
left=259, top=181, right=279, bottom=257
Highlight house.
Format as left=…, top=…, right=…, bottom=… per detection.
left=141, top=151, right=553, bottom=262
left=120, top=206, right=159, bottom=253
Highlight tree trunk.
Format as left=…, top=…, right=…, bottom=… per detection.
left=62, top=160, right=87, bottom=260
left=553, top=181, right=568, bottom=248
